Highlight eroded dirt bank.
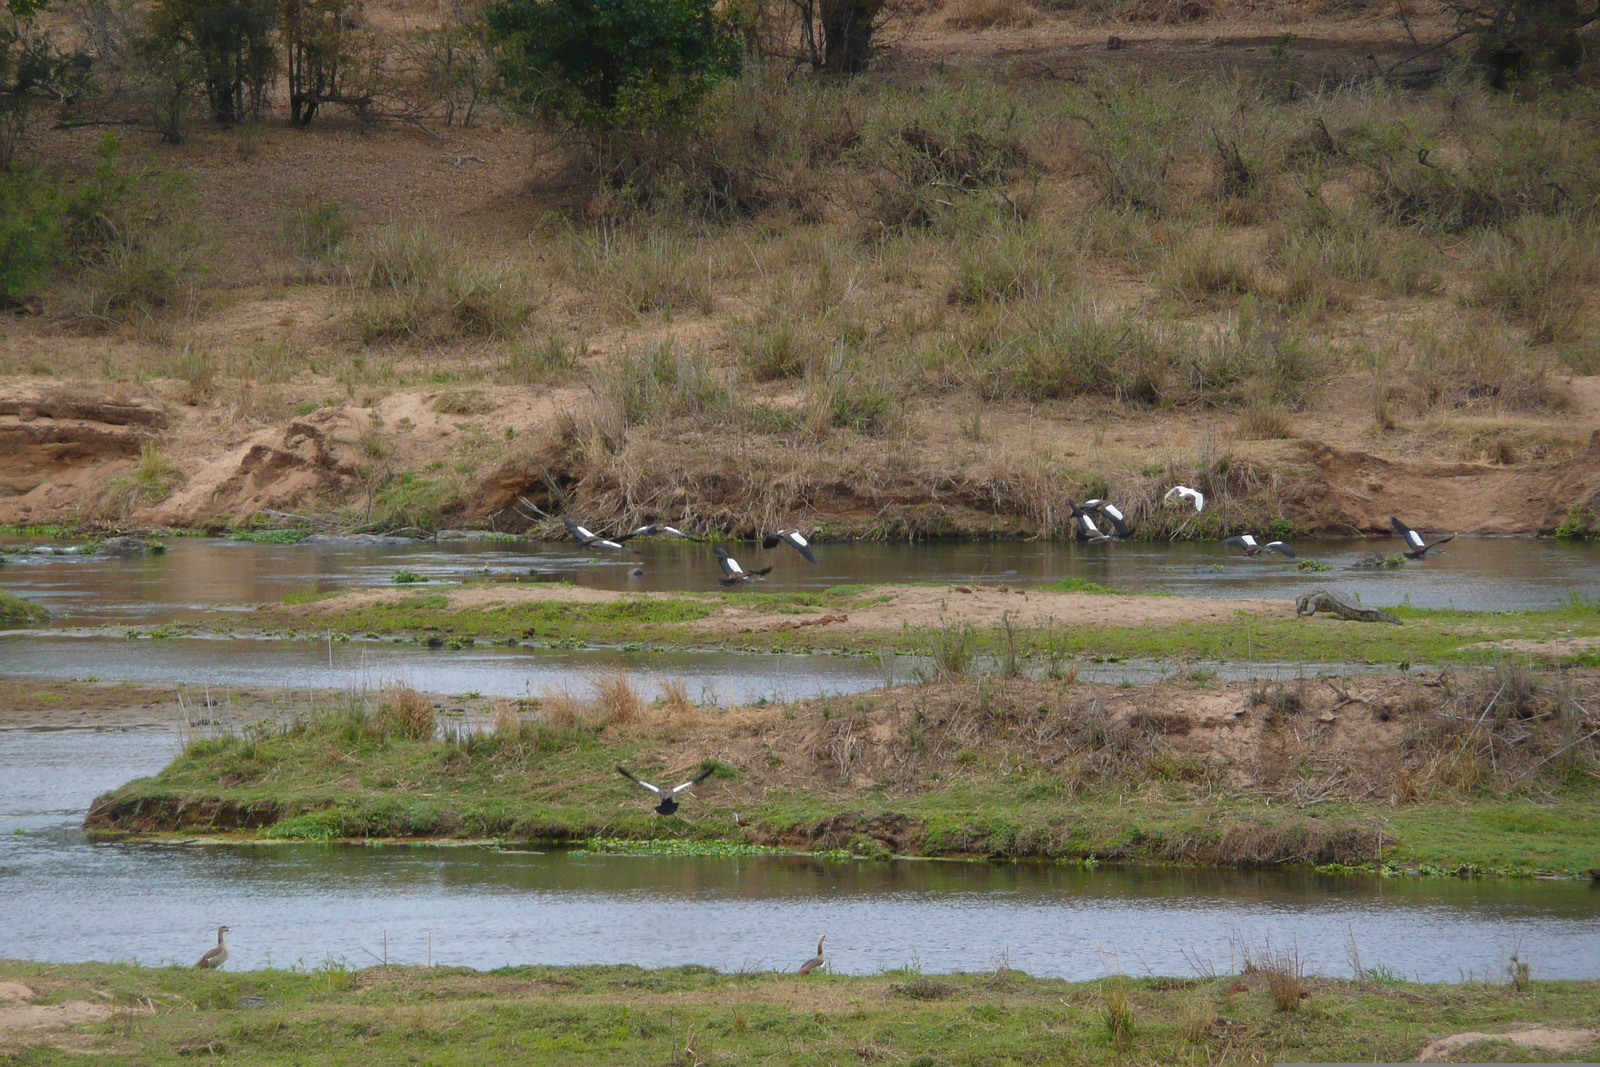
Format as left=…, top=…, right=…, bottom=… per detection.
left=3, top=380, right=1599, bottom=538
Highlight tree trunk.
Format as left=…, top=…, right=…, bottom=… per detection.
left=819, top=0, right=882, bottom=74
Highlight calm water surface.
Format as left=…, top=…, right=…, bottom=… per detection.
left=2, top=728, right=1595, bottom=979
left=3, top=536, right=1598, bottom=623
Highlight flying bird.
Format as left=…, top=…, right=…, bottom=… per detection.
left=195, top=925, right=230, bottom=969
left=1068, top=502, right=1114, bottom=543
left=798, top=935, right=826, bottom=975
left=1221, top=534, right=1295, bottom=558
left=1080, top=499, right=1133, bottom=537
left=1389, top=517, right=1455, bottom=559
left=562, top=516, right=633, bottom=552
left=1164, top=485, right=1205, bottom=513
left=714, top=545, right=772, bottom=586
left=628, top=523, right=695, bottom=540
left=762, top=529, right=818, bottom=564
left=616, top=764, right=715, bottom=816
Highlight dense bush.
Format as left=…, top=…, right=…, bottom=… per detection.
left=484, top=0, right=742, bottom=136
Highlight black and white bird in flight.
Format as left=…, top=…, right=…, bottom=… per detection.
left=616, top=764, right=715, bottom=816
left=562, top=516, right=633, bottom=552
left=1068, top=502, right=1114, bottom=543
left=1080, top=499, right=1133, bottom=537
left=1164, top=485, right=1205, bottom=513
left=1221, top=534, right=1295, bottom=558
left=762, top=529, right=818, bottom=563
left=714, top=545, right=772, bottom=585
left=629, top=523, right=695, bottom=540
left=1389, top=517, right=1455, bottom=559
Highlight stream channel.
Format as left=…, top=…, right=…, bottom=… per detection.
left=2, top=537, right=1597, bottom=979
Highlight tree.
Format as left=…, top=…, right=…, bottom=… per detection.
left=283, top=0, right=372, bottom=125
left=484, top=0, right=741, bottom=136
left=3, top=0, right=91, bottom=169
left=1442, top=0, right=1598, bottom=86
left=144, top=0, right=277, bottom=123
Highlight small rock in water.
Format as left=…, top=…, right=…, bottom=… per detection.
left=628, top=568, right=645, bottom=577
left=98, top=536, right=164, bottom=557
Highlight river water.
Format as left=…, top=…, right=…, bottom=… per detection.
left=2, top=727, right=1596, bottom=980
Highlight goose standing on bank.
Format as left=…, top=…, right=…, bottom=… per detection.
left=616, top=764, right=715, bottom=815
left=1221, top=534, right=1295, bottom=558
left=714, top=545, right=772, bottom=586
left=762, top=529, right=818, bottom=564
left=1080, top=499, right=1133, bottom=537
left=195, top=926, right=230, bottom=969
left=1389, top=517, right=1456, bottom=559
left=798, top=935, right=826, bottom=975
left=1164, top=485, right=1205, bottom=513
left=562, top=517, right=633, bottom=552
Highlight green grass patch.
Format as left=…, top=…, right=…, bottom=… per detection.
left=1, top=956, right=1597, bottom=1066
left=0, top=589, right=49, bottom=625
left=230, top=529, right=310, bottom=544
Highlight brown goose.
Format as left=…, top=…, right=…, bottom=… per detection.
left=195, top=925, right=230, bottom=969
left=762, top=529, right=818, bottom=564
left=714, top=546, right=771, bottom=586
left=798, top=935, right=826, bottom=975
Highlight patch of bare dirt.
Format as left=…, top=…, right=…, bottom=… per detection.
left=1415, top=1027, right=1600, bottom=1062
left=0, top=983, right=111, bottom=1034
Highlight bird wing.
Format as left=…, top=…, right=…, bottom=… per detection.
left=785, top=531, right=819, bottom=563
left=616, top=766, right=664, bottom=797
left=753, top=566, right=773, bottom=577
left=196, top=945, right=222, bottom=967
left=1390, top=517, right=1425, bottom=549
left=1220, top=536, right=1248, bottom=549
left=562, top=517, right=593, bottom=543
left=1266, top=542, right=1295, bottom=557
left=1190, top=490, right=1204, bottom=512
left=761, top=534, right=780, bottom=549
left=714, top=546, right=744, bottom=576
left=1429, top=533, right=1456, bottom=549
left=1079, top=512, right=1102, bottom=536
left=1093, top=503, right=1131, bottom=537
left=661, top=526, right=689, bottom=538
left=669, top=767, right=717, bottom=794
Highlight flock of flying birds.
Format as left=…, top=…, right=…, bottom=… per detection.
left=187, top=494, right=1456, bottom=979
left=557, top=485, right=1456, bottom=579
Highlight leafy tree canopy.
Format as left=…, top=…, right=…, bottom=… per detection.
left=484, top=0, right=741, bottom=134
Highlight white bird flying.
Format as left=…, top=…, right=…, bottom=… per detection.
left=628, top=523, right=695, bottom=539
left=1069, top=502, right=1114, bottom=544
left=714, top=545, right=772, bottom=586
left=1389, top=517, right=1456, bottom=560
left=1164, top=485, right=1205, bottom=513
left=1080, top=499, right=1133, bottom=537
left=562, top=516, right=633, bottom=552
left=1221, top=534, right=1295, bottom=558
left=616, top=764, right=716, bottom=815
left=762, top=529, right=818, bottom=563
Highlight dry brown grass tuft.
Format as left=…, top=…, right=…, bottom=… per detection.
left=492, top=699, right=522, bottom=739
left=1097, top=977, right=1136, bottom=1045
left=591, top=669, right=643, bottom=726
left=1468, top=215, right=1600, bottom=344
left=1242, top=940, right=1310, bottom=1013
left=540, top=686, right=584, bottom=728
left=1236, top=403, right=1295, bottom=440
left=381, top=684, right=435, bottom=740
left=658, top=677, right=698, bottom=728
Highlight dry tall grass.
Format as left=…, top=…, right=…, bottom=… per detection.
left=591, top=669, right=643, bottom=726
left=381, top=684, right=435, bottom=740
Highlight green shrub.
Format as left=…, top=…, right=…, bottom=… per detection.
left=485, top=0, right=741, bottom=135
left=0, top=170, right=63, bottom=305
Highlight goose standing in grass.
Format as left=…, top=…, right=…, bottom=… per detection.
left=1068, top=502, right=1114, bottom=544
left=762, top=529, right=818, bottom=564
left=714, top=545, right=772, bottom=586
left=1080, top=499, right=1133, bottom=537
left=616, top=764, right=715, bottom=816
left=1221, top=534, right=1295, bottom=558
left=195, top=926, right=230, bottom=969
left=562, top=516, right=633, bottom=552
left=1164, top=485, right=1205, bottom=513
left=798, top=935, right=826, bottom=975
left=1389, top=517, right=1456, bottom=559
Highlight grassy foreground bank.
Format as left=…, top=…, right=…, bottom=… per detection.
left=259, top=581, right=1600, bottom=666
left=86, top=673, right=1600, bottom=875
left=3, top=959, right=1598, bottom=1065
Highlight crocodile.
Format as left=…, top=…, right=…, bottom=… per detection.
left=1295, top=590, right=1401, bottom=625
